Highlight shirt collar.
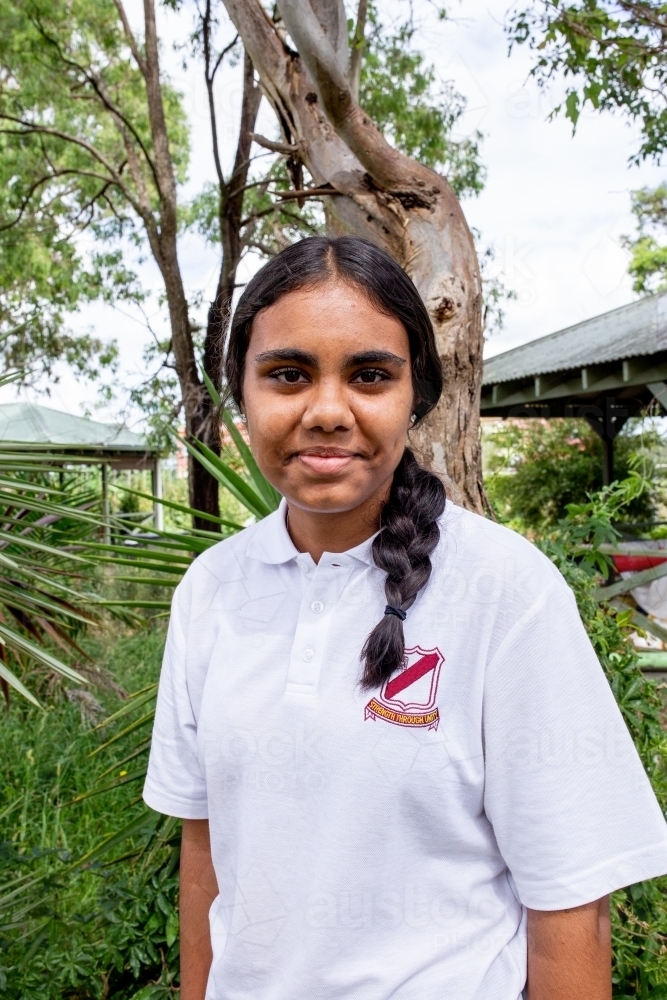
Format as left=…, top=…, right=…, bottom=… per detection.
left=245, top=497, right=376, bottom=567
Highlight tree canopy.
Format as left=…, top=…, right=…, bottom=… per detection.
left=619, top=183, right=667, bottom=294
left=508, top=0, right=667, bottom=163
left=0, top=0, right=188, bottom=384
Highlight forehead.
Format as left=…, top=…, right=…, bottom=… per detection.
left=249, top=280, right=410, bottom=358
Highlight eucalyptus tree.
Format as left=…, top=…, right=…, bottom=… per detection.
left=219, top=0, right=487, bottom=509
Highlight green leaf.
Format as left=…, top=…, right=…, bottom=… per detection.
left=165, top=908, right=179, bottom=947
left=70, top=810, right=160, bottom=871
left=111, top=482, right=244, bottom=529
left=565, top=90, right=580, bottom=125
left=177, top=432, right=271, bottom=520
left=0, top=623, right=85, bottom=683
left=200, top=367, right=281, bottom=511
left=0, top=659, right=39, bottom=707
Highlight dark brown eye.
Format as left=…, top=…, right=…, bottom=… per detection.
left=353, top=369, right=389, bottom=384
left=269, top=367, right=309, bottom=384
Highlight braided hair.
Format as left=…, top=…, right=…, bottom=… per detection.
left=225, top=236, right=446, bottom=689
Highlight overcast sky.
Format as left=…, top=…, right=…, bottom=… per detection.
left=7, top=0, right=666, bottom=427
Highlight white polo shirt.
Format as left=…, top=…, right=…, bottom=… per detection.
left=144, top=500, right=667, bottom=1000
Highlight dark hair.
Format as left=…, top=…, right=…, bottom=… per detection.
left=225, top=236, right=446, bottom=689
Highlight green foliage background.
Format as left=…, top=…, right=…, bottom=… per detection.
left=0, top=626, right=177, bottom=1000
left=485, top=418, right=661, bottom=529
left=539, top=477, right=667, bottom=996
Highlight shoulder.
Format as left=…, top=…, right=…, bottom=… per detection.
left=171, top=514, right=277, bottom=618
left=434, top=502, right=565, bottom=606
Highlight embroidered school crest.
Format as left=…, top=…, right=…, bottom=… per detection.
left=364, top=646, right=444, bottom=730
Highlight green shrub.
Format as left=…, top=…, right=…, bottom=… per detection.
left=485, top=418, right=661, bottom=529
left=0, top=624, right=177, bottom=1000
left=540, top=476, right=667, bottom=995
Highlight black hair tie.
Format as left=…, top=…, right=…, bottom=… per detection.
left=384, top=605, right=406, bottom=621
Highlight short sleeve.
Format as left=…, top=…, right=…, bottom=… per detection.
left=143, top=582, right=209, bottom=819
left=483, top=576, right=667, bottom=910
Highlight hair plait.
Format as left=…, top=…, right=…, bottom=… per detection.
left=361, top=448, right=446, bottom=688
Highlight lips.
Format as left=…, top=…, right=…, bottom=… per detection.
left=296, top=449, right=356, bottom=475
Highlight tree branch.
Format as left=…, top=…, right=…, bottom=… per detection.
left=275, top=0, right=415, bottom=190
left=349, top=0, right=368, bottom=102
left=0, top=118, right=138, bottom=208
left=309, top=0, right=348, bottom=72
left=0, top=170, right=74, bottom=233
left=142, top=0, right=178, bottom=215
left=30, top=15, right=161, bottom=195
left=221, top=0, right=295, bottom=114
left=203, top=0, right=227, bottom=192
left=250, top=132, right=299, bottom=154
left=274, top=186, right=338, bottom=199
left=113, top=0, right=147, bottom=76
left=239, top=188, right=334, bottom=227
left=211, top=34, right=239, bottom=85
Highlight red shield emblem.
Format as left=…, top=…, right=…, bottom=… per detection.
left=365, top=645, right=444, bottom=730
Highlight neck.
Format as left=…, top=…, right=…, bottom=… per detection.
left=286, top=482, right=391, bottom=563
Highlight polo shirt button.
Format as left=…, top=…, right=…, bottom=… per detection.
left=302, top=648, right=315, bottom=662
left=310, top=600, right=324, bottom=613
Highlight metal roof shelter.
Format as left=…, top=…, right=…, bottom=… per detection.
left=0, top=402, right=163, bottom=533
left=481, top=291, right=667, bottom=483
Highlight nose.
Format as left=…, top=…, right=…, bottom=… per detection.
left=301, top=376, right=354, bottom=434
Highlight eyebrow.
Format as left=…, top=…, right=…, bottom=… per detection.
left=252, top=348, right=318, bottom=366
left=251, top=348, right=407, bottom=368
left=342, top=350, right=407, bottom=367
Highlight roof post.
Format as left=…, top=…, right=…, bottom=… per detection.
left=152, top=459, right=164, bottom=533
left=101, top=464, right=110, bottom=547
left=648, top=382, right=667, bottom=413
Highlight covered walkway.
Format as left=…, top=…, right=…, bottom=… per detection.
left=482, top=292, right=667, bottom=483
left=0, top=402, right=163, bottom=533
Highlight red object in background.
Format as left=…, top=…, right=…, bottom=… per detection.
left=613, top=555, right=667, bottom=572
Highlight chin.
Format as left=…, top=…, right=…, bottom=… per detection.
left=284, top=483, right=369, bottom=514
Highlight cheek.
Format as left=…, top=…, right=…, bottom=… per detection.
left=354, top=387, right=413, bottom=439
left=243, top=384, right=299, bottom=457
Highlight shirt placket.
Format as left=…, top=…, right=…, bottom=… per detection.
left=285, top=553, right=356, bottom=697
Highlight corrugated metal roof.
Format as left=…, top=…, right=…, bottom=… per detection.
left=483, top=291, right=667, bottom=385
left=0, top=402, right=149, bottom=451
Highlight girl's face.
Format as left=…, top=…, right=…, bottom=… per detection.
left=241, top=279, right=415, bottom=516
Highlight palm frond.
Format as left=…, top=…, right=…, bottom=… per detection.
left=0, top=452, right=108, bottom=704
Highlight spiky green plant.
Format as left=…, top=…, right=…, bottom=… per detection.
left=0, top=375, right=114, bottom=705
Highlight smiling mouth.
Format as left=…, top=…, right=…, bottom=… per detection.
left=296, top=449, right=358, bottom=475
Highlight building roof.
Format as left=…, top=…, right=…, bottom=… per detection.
left=0, top=402, right=151, bottom=453
left=483, top=291, right=667, bottom=385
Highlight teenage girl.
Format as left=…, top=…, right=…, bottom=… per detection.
left=144, top=236, right=667, bottom=1000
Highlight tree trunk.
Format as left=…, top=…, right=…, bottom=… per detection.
left=142, top=0, right=221, bottom=528
left=203, top=50, right=262, bottom=392
left=221, top=0, right=485, bottom=512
